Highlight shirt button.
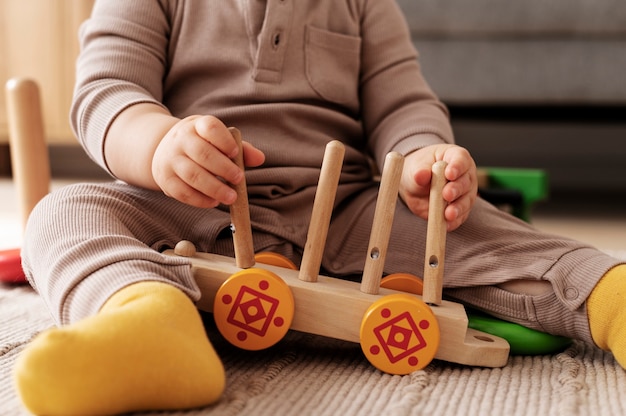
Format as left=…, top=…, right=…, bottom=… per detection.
left=273, top=32, right=281, bottom=47
left=563, top=287, right=579, bottom=300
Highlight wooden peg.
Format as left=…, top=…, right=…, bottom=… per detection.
left=422, top=160, right=448, bottom=305
left=299, top=141, right=345, bottom=282
left=360, top=152, right=404, bottom=295
left=227, top=127, right=255, bottom=269
left=5, top=78, right=50, bottom=230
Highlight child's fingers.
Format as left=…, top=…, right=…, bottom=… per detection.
left=167, top=156, right=237, bottom=206
left=442, top=146, right=474, bottom=182
left=184, top=135, right=243, bottom=186
left=242, top=141, right=266, bottom=167
left=442, top=170, right=473, bottom=204
left=158, top=171, right=221, bottom=208
left=444, top=192, right=474, bottom=231
left=193, top=116, right=239, bottom=159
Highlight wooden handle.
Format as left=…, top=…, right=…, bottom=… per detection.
left=422, top=160, right=448, bottom=305
left=5, top=78, right=50, bottom=230
left=360, top=152, right=404, bottom=295
left=299, top=141, right=345, bottom=282
left=228, top=127, right=255, bottom=269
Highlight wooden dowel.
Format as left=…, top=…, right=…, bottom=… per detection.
left=360, top=152, right=404, bottom=294
left=228, top=127, right=255, bottom=269
left=5, top=78, right=50, bottom=230
left=299, top=141, right=345, bottom=282
left=422, top=160, right=448, bottom=305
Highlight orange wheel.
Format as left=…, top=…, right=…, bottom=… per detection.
left=255, top=252, right=298, bottom=270
left=380, top=273, right=423, bottom=295
left=214, top=268, right=294, bottom=350
left=360, top=294, right=439, bottom=374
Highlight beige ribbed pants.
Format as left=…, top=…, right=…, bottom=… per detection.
left=22, top=181, right=621, bottom=344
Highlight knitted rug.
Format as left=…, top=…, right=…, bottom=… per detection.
left=2, top=252, right=626, bottom=416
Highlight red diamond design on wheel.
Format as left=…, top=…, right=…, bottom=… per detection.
left=373, top=311, right=428, bottom=364
left=240, top=297, right=268, bottom=324
left=386, top=325, right=414, bottom=350
left=227, top=285, right=279, bottom=337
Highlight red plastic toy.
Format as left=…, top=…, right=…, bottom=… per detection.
left=0, top=248, right=26, bottom=283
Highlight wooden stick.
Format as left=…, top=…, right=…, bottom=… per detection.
left=227, top=127, right=255, bottom=269
left=5, top=78, right=50, bottom=230
left=298, top=141, right=345, bottom=282
left=360, top=152, right=404, bottom=294
left=422, top=160, right=448, bottom=305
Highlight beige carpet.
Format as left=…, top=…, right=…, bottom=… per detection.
left=2, top=253, right=626, bottom=416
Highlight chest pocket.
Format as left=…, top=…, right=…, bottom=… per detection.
left=305, top=25, right=361, bottom=109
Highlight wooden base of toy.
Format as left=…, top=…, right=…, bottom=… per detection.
left=165, top=248, right=510, bottom=368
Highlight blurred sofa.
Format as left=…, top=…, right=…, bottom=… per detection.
left=396, top=0, right=626, bottom=192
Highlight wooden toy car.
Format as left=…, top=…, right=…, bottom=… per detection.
left=165, top=129, right=510, bottom=375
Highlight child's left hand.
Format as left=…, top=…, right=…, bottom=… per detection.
left=399, top=144, right=478, bottom=231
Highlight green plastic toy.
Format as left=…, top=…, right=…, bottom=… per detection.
left=467, top=309, right=572, bottom=355
left=479, top=167, right=549, bottom=222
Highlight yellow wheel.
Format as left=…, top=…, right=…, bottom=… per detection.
left=360, top=294, right=439, bottom=374
left=380, top=273, right=423, bottom=295
left=214, top=268, right=294, bottom=350
left=255, top=252, right=298, bottom=270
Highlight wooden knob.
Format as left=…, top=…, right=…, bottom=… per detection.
left=174, top=240, right=197, bottom=257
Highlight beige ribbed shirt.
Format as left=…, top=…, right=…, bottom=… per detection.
left=71, top=0, right=453, bottom=183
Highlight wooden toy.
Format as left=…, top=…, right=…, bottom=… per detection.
left=6, top=78, right=51, bottom=230
left=165, top=129, right=510, bottom=374
left=1, top=78, right=51, bottom=284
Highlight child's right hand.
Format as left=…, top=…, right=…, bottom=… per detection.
left=151, top=115, right=265, bottom=208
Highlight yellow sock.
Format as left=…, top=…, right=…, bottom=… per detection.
left=14, top=281, right=225, bottom=415
left=588, top=264, right=626, bottom=368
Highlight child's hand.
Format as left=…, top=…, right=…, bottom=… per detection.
left=151, top=115, right=265, bottom=208
left=399, top=144, right=477, bottom=231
